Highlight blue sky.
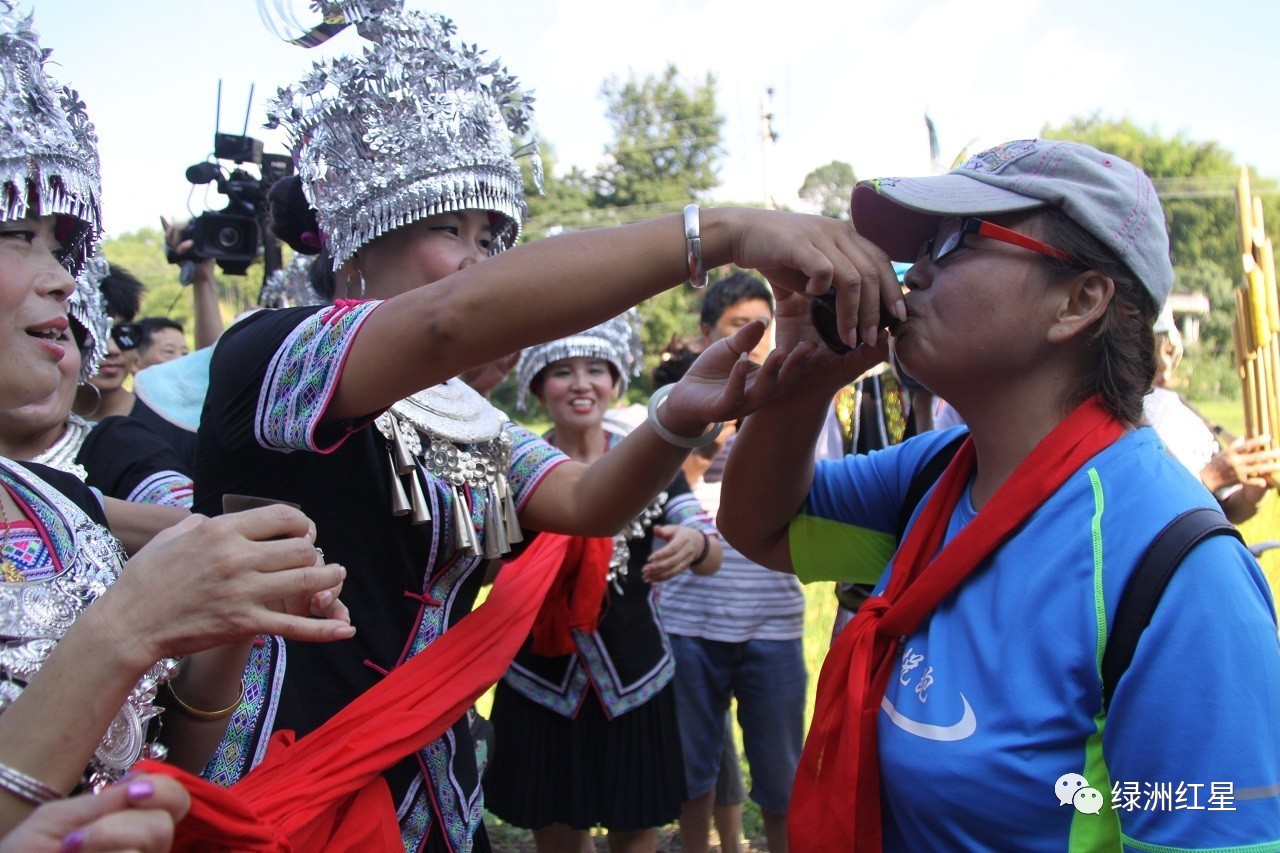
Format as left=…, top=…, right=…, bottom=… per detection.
left=32, top=0, right=1280, bottom=235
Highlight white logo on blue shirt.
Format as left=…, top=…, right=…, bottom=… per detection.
left=883, top=645, right=976, bottom=741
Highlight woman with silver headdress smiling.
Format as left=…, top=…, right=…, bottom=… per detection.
left=0, top=2, right=354, bottom=836
left=484, top=313, right=722, bottom=851
left=0, top=255, right=194, bottom=558
left=193, top=3, right=904, bottom=851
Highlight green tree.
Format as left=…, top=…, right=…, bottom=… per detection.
left=799, top=160, right=858, bottom=220
left=495, top=69, right=729, bottom=417
left=1042, top=115, right=1280, bottom=275
left=1174, top=258, right=1239, bottom=399
left=593, top=66, right=724, bottom=382
left=1042, top=115, right=1280, bottom=399
left=519, top=137, right=595, bottom=241
left=101, top=227, right=264, bottom=327
left=595, top=65, right=724, bottom=209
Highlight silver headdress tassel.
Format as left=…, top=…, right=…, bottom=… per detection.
left=259, top=254, right=323, bottom=308
left=0, top=2, right=102, bottom=274
left=266, top=8, right=541, bottom=269
left=69, top=253, right=110, bottom=382
left=515, top=310, right=645, bottom=411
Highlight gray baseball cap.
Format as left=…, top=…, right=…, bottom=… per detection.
left=850, top=139, right=1174, bottom=308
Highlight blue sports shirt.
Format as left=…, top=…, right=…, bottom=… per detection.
left=792, top=427, right=1280, bottom=852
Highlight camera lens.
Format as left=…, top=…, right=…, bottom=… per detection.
left=216, top=226, right=243, bottom=250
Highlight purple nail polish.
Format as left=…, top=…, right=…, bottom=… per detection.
left=127, top=779, right=155, bottom=799
left=60, top=830, right=85, bottom=853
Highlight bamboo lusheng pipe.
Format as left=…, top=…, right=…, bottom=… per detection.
left=1236, top=291, right=1259, bottom=438
left=1238, top=168, right=1254, bottom=255
left=1233, top=169, right=1280, bottom=457
left=1269, top=337, right=1280, bottom=442
left=1261, top=351, right=1275, bottom=442
left=1264, top=237, right=1280, bottom=331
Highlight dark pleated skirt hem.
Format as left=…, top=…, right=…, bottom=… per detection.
left=485, top=679, right=686, bottom=832
left=420, top=819, right=490, bottom=853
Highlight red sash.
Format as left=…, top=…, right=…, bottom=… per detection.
left=136, top=531, right=575, bottom=851
left=790, top=397, right=1123, bottom=851
left=529, top=535, right=613, bottom=656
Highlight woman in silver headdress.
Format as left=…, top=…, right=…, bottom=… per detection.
left=0, top=2, right=354, bottom=835
left=195, top=5, right=902, bottom=852
left=484, top=313, right=722, bottom=850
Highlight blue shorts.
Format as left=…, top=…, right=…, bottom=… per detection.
left=669, top=635, right=806, bottom=814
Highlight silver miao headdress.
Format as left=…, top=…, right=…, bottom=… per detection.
left=266, top=7, right=542, bottom=269
left=69, top=253, right=110, bottom=381
left=0, top=1, right=102, bottom=275
left=516, top=310, right=646, bottom=411
left=259, top=254, right=323, bottom=308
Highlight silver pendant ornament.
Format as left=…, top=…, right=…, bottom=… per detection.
left=374, top=381, right=521, bottom=559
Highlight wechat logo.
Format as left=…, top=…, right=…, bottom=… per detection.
left=1056, top=773, right=1104, bottom=814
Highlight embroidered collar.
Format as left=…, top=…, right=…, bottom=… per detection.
left=32, top=414, right=91, bottom=481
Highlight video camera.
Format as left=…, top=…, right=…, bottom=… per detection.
left=170, top=131, right=293, bottom=277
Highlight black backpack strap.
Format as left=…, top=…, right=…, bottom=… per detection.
left=895, top=432, right=968, bottom=544
left=1101, top=507, right=1243, bottom=710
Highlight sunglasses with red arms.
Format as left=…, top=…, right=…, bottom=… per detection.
left=920, top=217, right=1078, bottom=266
left=809, top=216, right=1082, bottom=354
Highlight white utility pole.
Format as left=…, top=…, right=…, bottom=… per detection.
left=761, top=86, right=779, bottom=209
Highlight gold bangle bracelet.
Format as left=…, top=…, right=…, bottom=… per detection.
left=167, top=679, right=245, bottom=722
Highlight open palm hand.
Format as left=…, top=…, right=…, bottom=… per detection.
left=660, top=319, right=811, bottom=435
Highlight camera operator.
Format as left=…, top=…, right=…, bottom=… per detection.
left=134, top=318, right=188, bottom=370
left=160, top=216, right=225, bottom=352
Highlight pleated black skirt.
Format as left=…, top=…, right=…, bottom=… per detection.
left=484, top=679, right=686, bottom=832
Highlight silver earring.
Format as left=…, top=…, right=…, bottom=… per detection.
left=79, top=382, right=102, bottom=418
left=345, top=270, right=366, bottom=300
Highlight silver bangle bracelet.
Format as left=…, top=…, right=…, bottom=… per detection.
left=647, top=385, right=724, bottom=449
left=683, top=203, right=708, bottom=289
left=0, top=762, right=63, bottom=805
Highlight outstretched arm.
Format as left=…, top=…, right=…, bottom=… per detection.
left=719, top=289, right=888, bottom=573
left=519, top=319, right=807, bottom=538
left=326, top=208, right=902, bottom=424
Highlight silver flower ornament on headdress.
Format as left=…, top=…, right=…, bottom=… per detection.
left=309, top=0, right=403, bottom=28
left=0, top=1, right=102, bottom=275
left=516, top=310, right=646, bottom=412
left=69, top=253, right=110, bottom=382
left=266, top=8, right=542, bottom=269
left=259, top=254, right=323, bottom=308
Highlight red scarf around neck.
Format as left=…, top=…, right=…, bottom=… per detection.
left=790, top=397, right=1124, bottom=852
